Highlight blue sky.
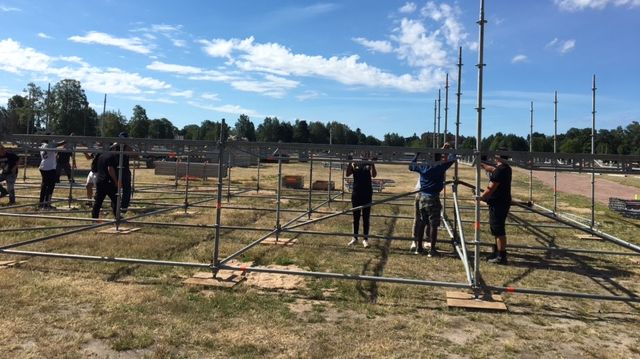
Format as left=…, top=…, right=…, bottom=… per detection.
left=1, top=0, right=639, bottom=139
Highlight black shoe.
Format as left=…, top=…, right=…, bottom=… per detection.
left=413, top=247, right=425, bottom=255
left=488, top=251, right=507, bottom=265
left=485, top=245, right=498, bottom=261
left=427, top=248, right=440, bottom=258
left=8, top=200, right=16, bottom=205
left=0, top=190, right=7, bottom=199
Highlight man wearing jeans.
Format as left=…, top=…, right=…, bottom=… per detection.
left=409, top=144, right=456, bottom=256
left=0, top=144, right=19, bottom=205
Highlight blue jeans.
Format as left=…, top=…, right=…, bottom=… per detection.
left=0, top=172, right=16, bottom=203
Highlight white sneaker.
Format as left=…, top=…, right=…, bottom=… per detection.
left=410, top=241, right=417, bottom=251
left=347, top=238, right=357, bottom=246
left=362, top=239, right=370, bottom=248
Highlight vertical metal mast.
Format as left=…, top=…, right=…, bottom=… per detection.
left=433, top=100, right=437, bottom=148
left=473, top=0, right=486, bottom=292
left=591, top=75, right=596, bottom=228
left=553, top=91, right=558, bottom=214
left=213, top=119, right=226, bottom=271
left=453, top=47, right=463, bottom=240
left=444, top=73, right=450, bottom=145
left=437, top=89, right=442, bottom=148
left=529, top=101, right=534, bottom=203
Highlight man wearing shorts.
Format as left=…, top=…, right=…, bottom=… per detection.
left=409, top=144, right=456, bottom=256
left=479, top=151, right=512, bottom=264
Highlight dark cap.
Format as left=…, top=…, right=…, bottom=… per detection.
left=118, top=132, right=129, bottom=138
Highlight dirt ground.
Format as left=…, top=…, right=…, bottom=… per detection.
left=519, top=169, right=640, bottom=204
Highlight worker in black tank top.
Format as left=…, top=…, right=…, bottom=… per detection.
left=346, top=152, right=377, bottom=248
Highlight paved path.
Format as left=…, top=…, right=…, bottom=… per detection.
left=518, top=169, right=640, bottom=204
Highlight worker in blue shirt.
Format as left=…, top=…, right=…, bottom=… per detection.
left=409, top=143, right=456, bottom=256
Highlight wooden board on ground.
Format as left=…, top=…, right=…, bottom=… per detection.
left=446, top=291, right=507, bottom=311
left=262, top=237, right=298, bottom=246
left=575, top=234, right=603, bottom=241
left=97, top=227, right=141, bottom=234
left=0, top=260, right=27, bottom=268
left=183, top=260, right=253, bottom=288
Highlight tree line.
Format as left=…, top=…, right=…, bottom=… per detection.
left=1, top=79, right=639, bottom=155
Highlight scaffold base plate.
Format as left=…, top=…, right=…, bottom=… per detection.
left=575, top=234, right=603, bottom=241
left=262, top=237, right=298, bottom=246
left=446, top=291, right=507, bottom=311
left=98, top=227, right=141, bottom=234
left=184, top=270, right=246, bottom=288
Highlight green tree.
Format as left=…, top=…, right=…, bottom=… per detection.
left=181, top=124, right=200, bottom=140
left=128, top=105, right=150, bottom=138
left=292, top=119, right=310, bottom=143
left=101, top=110, right=128, bottom=137
left=383, top=132, right=405, bottom=147
left=308, top=121, right=329, bottom=143
left=148, top=118, right=176, bottom=139
left=256, top=117, right=281, bottom=142
left=50, top=79, right=95, bottom=136
left=234, top=114, right=256, bottom=141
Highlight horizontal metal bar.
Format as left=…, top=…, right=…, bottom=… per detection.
left=0, top=249, right=210, bottom=269
left=219, top=264, right=471, bottom=289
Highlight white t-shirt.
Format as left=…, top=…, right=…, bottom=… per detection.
left=39, top=143, right=57, bottom=171
left=414, top=179, right=421, bottom=191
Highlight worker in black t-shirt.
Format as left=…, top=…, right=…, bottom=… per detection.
left=56, top=134, right=76, bottom=183
left=346, top=152, right=377, bottom=248
left=0, top=144, right=19, bottom=205
left=479, top=150, right=512, bottom=264
left=91, top=149, right=121, bottom=219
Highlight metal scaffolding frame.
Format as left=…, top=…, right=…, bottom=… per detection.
left=1, top=0, right=640, bottom=305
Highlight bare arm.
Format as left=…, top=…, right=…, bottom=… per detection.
left=346, top=162, right=354, bottom=177
left=481, top=163, right=496, bottom=173
left=480, top=181, right=500, bottom=201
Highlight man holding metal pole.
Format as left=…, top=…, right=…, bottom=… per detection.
left=38, top=137, right=66, bottom=210
left=410, top=143, right=456, bottom=257
left=91, top=147, right=121, bottom=219
left=478, top=150, right=512, bottom=265
left=346, top=151, right=377, bottom=248
left=109, top=132, right=135, bottom=214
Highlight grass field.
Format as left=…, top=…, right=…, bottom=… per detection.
left=1, top=157, right=639, bottom=358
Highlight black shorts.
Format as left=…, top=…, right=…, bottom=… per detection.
left=489, top=203, right=510, bottom=237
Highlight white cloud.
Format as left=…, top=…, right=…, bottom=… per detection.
left=511, top=54, right=528, bottom=63
left=230, top=74, right=299, bottom=98
left=68, top=31, right=152, bottom=55
left=126, top=95, right=176, bottom=104
left=201, top=93, right=220, bottom=101
left=0, top=87, right=14, bottom=104
left=198, top=38, right=238, bottom=58
left=0, top=5, right=20, bottom=12
left=399, top=2, right=417, bottom=13
left=554, top=0, right=640, bottom=11
left=147, top=61, right=202, bottom=74
left=546, top=38, right=576, bottom=54
left=0, top=38, right=170, bottom=95
left=188, top=101, right=259, bottom=117
left=560, top=39, right=576, bottom=53
left=296, top=90, right=325, bottom=101
left=420, top=2, right=469, bottom=48
left=169, top=90, right=193, bottom=98
left=352, top=37, right=393, bottom=53
left=393, top=18, right=448, bottom=67
left=0, top=38, right=51, bottom=73
left=37, top=32, right=53, bottom=39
